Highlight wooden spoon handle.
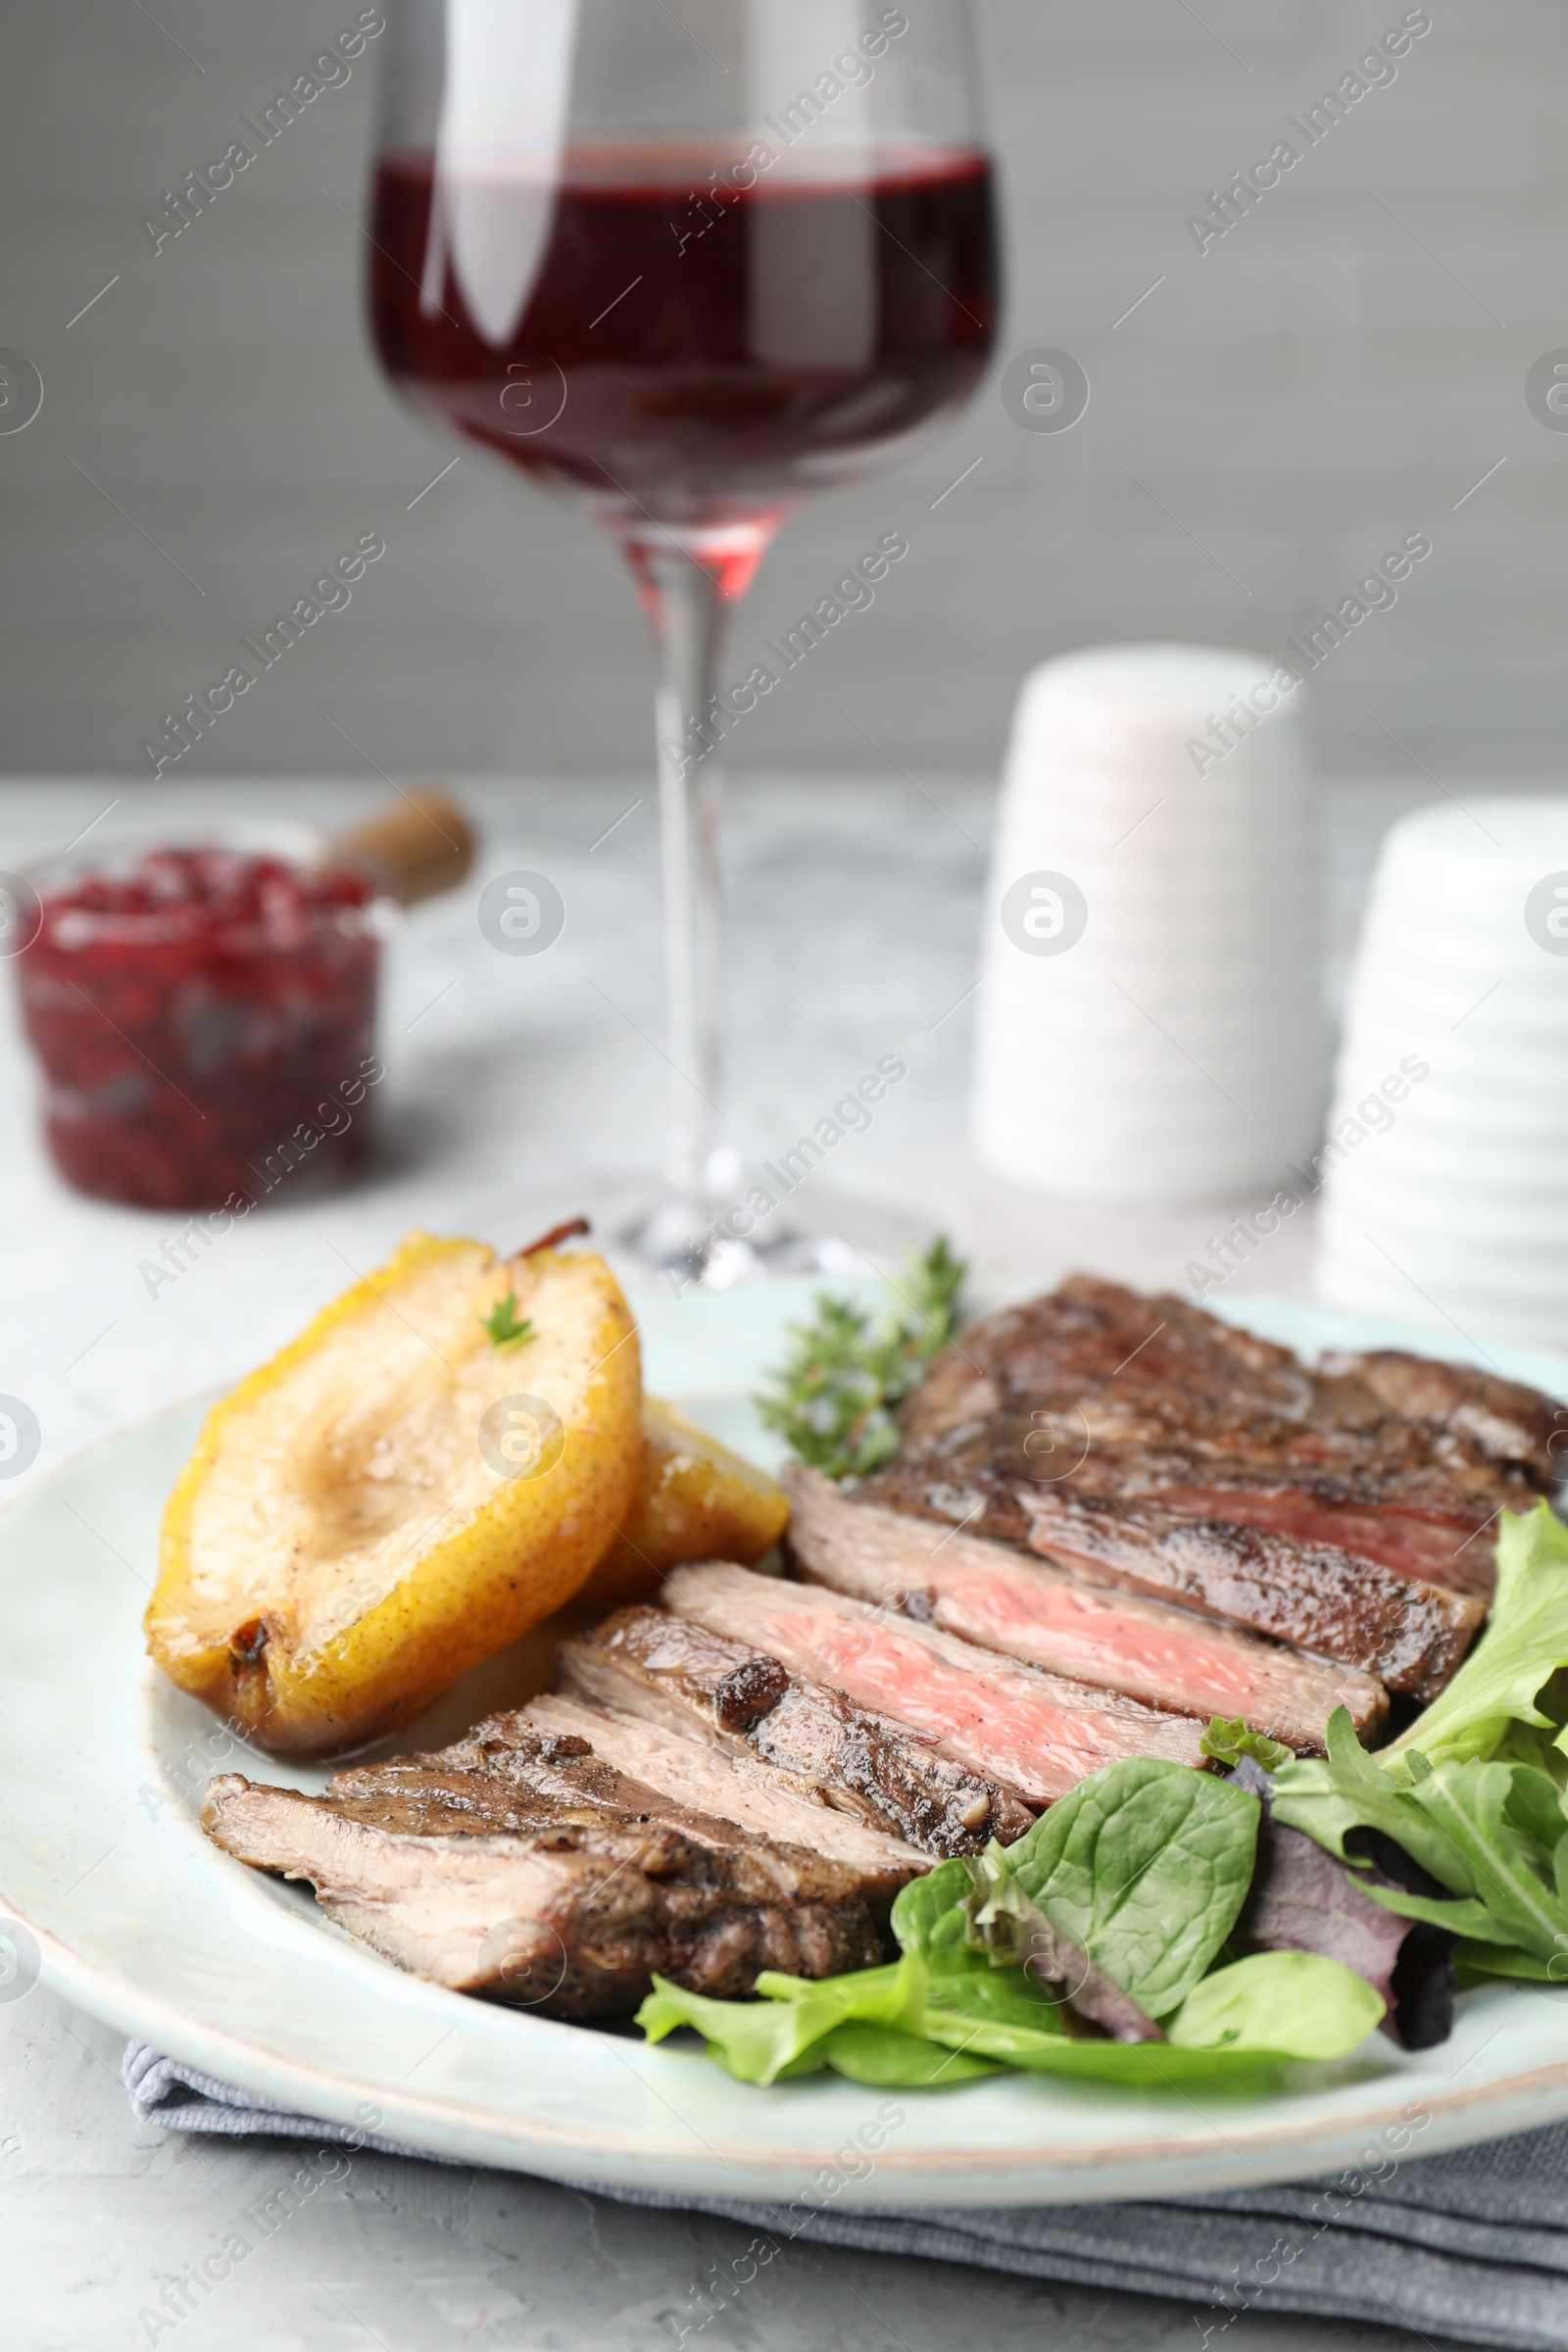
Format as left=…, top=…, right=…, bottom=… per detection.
left=332, top=789, right=475, bottom=906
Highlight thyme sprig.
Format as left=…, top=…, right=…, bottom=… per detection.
left=755, top=1237, right=966, bottom=1482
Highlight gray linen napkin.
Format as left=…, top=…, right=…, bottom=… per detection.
left=123, top=2043, right=1568, bottom=2349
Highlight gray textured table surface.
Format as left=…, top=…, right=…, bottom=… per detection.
left=0, top=772, right=1481, bottom=2350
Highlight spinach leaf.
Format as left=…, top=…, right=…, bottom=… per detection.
left=915, top=1945, right=1289, bottom=2081
left=1002, top=1758, right=1260, bottom=2017
left=922, top=1946, right=1076, bottom=2039
left=916, top=1994, right=1298, bottom=2086
left=889, top=1857, right=972, bottom=1960
left=815, top=2021, right=1004, bottom=2086
left=1168, top=1952, right=1385, bottom=2061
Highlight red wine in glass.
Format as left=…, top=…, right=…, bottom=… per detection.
left=371, top=141, right=998, bottom=579
left=367, top=2, right=1002, bottom=1276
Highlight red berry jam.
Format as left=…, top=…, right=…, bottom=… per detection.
left=18, top=846, right=382, bottom=1210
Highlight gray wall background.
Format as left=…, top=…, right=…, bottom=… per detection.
left=2, top=0, right=1566, bottom=783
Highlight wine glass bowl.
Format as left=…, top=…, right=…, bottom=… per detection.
left=368, top=0, right=1001, bottom=1269
left=369, top=139, right=998, bottom=550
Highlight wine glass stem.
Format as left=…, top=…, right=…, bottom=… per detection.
left=642, top=546, right=734, bottom=1209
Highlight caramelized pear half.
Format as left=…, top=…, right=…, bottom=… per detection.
left=580, top=1396, right=790, bottom=1613
left=148, top=1231, right=642, bottom=1756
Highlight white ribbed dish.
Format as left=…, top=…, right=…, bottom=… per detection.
left=1317, top=797, right=1568, bottom=1348
left=972, top=644, right=1326, bottom=1201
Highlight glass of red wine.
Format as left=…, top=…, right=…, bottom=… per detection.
left=368, top=0, right=1001, bottom=1279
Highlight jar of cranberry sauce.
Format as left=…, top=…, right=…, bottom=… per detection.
left=17, top=822, right=390, bottom=1211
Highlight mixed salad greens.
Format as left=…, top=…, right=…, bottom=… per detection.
left=638, top=1260, right=1568, bottom=2092
left=641, top=1755, right=1385, bottom=2088
left=1271, top=1505, right=1568, bottom=1988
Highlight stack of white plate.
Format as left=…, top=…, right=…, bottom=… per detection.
left=1317, top=797, right=1568, bottom=1347
left=972, top=643, right=1327, bottom=1202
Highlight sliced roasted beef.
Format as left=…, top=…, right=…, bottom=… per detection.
left=202, top=1716, right=883, bottom=2017
left=662, top=1563, right=1209, bottom=1805
left=907, top=1278, right=1557, bottom=1491
left=871, top=1406, right=1517, bottom=1594
left=864, top=1435, right=1483, bottom=1700
left=782, top=1461, right=1387, bottom=1751
left=898, top=1274, right=1311, bottom=1444
left=885, top=1276, right=1548, bottom=1601
left=557, top=1607, right=1033, bottom=1854
left=1001, top=1491, right=1480, bottom=1701
left=526, top=1691, right=928, bottom=1886
left=1146, top=1485, right=1498, bottom=1595
left=1320, top=1349, right=1563, bottom=1488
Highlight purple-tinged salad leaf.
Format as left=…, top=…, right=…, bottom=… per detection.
left=1225, top=1752, right=1454, bottom=2049
left=1238, top=1811, right=1409, bottom=2006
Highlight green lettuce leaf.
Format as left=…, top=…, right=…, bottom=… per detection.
left=636, top=1959, right=922, bottom=2086
left=1273, top=1706, right=1568, bottom=1967
left=1199, top=1717, right=1296, bottom=1774
left=1273, top=1704, right=1454, bottom=1872
left=903, top=1946, right=1313, bottom=2082
left=1001, top=1757, right=1259, bottom=2017
left=916, top=1995, right=1303, bottom=2085
left=1352, top=1758, right=1568, bottom=1961
left=1381, top=1504, right=1568, bottom=1773
left=1167, top=1952, right=1386, bottom=2060
left=1274, top=1503, right=1568, bottom=1894
left=1453, top=1939, right=1566, bottom=1983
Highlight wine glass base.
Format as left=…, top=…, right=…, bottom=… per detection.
left=619, top=1202, right=865, bottom=1293
left=459, top=1167, right=934, bottom=1294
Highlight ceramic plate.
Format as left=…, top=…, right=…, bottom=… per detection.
left=6, top=1281, right=1568, bottom=2208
